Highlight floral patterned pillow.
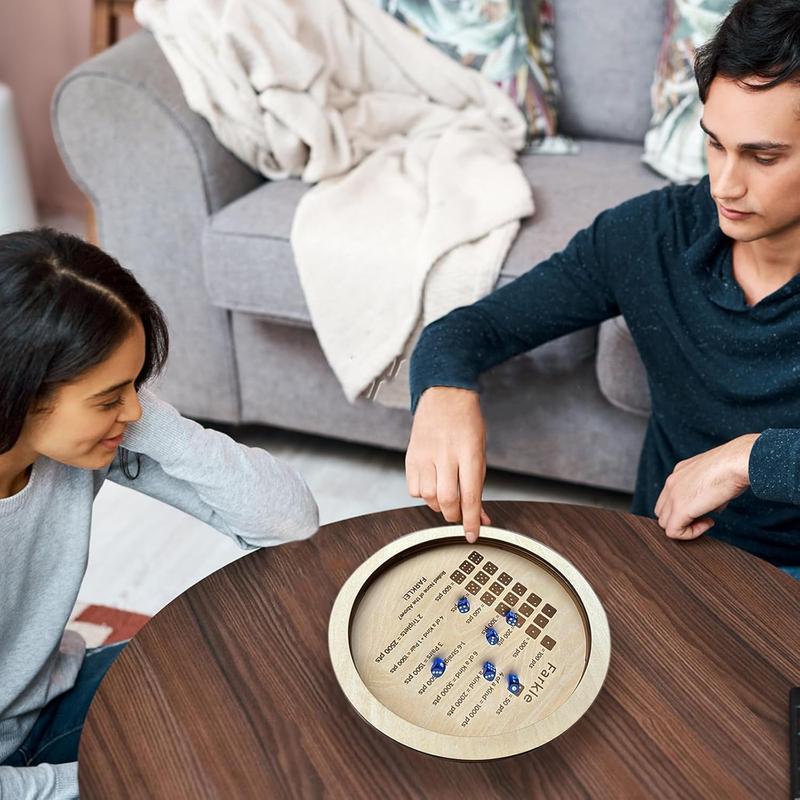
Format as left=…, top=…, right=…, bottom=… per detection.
left=374, top=0, right=561, bottom=144
left=643, top=0, right=735, bottom=183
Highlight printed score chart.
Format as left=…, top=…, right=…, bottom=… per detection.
left=329, top=526, right=611, bottom=760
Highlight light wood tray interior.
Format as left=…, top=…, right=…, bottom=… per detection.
left=329, top=526, right=610, bottom=760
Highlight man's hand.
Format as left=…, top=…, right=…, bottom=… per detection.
left=654, top=433, right=760, bottom=540
left=406, top=387, right=491, bottom=543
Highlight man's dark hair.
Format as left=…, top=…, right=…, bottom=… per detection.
left=0, top=228, right=169, bottom=468
left=695, top=0, right=800, bottom=102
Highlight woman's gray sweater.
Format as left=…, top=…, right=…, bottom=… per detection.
left=0, top=387, right=319, bottom=799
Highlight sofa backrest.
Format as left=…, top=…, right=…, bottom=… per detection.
left=554, top=0, right=668, bottom=143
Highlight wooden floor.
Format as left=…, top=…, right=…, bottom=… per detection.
left=82, top=423, right=630, bottom=616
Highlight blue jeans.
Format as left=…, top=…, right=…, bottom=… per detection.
left=782, top=566, right=800, bottom=580
left=2, top=641, right=127, bottom=768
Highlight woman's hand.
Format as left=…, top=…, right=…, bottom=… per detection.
left=405, top=387, right=491, bottom=543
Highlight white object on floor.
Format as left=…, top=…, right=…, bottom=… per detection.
left=0, top=84, right=37, bottom=234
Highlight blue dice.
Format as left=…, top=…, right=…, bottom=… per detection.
left=505, top=609, right=518, bottom=626
left=431, top=657, right=446, bottom=678
left=482, top=661, right=496, bottom=681
left=507, top=673, right=521, bottom=695
left=485, top=627, right=499, bottom=646
left=456, top=596, right=470, bottom=614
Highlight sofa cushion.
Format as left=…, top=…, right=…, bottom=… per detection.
left=554, top=0, right=666, bottom=143
left=642, top=0, right=734, bottom=182
left=373, top=0, right=561, bottom=142
left=596, top=317, right=651, bottom=417
left=203, top=138, right=666, bottom=373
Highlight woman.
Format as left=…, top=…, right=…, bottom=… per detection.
left=0, top=228, right=319, bottom=799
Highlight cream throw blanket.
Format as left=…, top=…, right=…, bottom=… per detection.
left=135, top=0, right=534, bottom=405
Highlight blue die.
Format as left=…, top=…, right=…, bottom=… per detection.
left=431, top=657, right=446, bottom=678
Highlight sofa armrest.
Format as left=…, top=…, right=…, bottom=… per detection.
left=52, top=30, right=263, bottom=423
left=54, top=30, right=262, bottom=217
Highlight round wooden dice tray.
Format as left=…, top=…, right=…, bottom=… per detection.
left=328, top=525, right=610, bottom=760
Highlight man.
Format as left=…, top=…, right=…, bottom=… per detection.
left=405, top=0, right=800, bottom=572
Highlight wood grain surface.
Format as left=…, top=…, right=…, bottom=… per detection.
left=78, top=502, right=800, bottom=799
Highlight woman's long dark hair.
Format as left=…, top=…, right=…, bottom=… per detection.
left=0, top=228, right=169, bottom=476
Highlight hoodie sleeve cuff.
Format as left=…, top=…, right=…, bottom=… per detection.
left=748, top=428, right=800, bottom=505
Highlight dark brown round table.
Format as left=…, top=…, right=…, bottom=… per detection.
left=78, top=502, right=800, bottom=799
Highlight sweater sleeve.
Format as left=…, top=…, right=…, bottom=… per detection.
left=748, top=429, right=800, bottom=505
left=0, top=762, right=78, bottom=800
left=105, top=388, right=319, bottom=550
left=409, top=198, right=644, bottom=413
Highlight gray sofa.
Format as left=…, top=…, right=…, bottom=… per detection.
left=53, top=0, right=669, bottom=494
